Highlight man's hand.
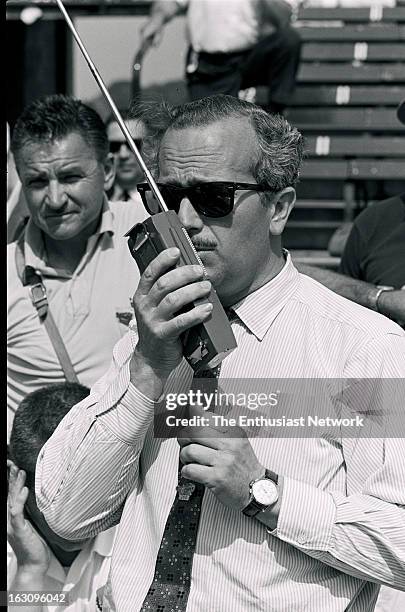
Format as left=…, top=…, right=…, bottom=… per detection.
left=140, top=0, right=181, bottom=48
left=140, top=18, right=165, bottom=49
left=178, top=407, right=264, bottom=511
left=130, top=248, right=214, bottom=397
left=7, top=460, right=50, bottom=577
left=378, top=289, right=405, bottom=325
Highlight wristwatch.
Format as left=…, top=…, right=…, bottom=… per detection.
left=374, top=285, right=394, bottom=313
left=242, top=469, right=279, bottom=518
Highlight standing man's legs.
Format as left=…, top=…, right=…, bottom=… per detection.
left=241, top=26, right=302, bottom=113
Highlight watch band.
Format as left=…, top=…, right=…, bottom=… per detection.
left=242, top=470, right=278, bottom=518
left=369, top=285, right=394, bottom=312
left=265, top=469, right=278, bottom=485
left=375, top=286, right=394, bottom=313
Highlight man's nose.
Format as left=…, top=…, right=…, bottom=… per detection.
left=177, top=198, right=204, bottom=233
left=118, top=143, right=130, bottom=159
left=46, top=181, right=68, bottom=209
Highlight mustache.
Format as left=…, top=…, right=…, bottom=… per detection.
left=191, top=240, right=216, bottom=249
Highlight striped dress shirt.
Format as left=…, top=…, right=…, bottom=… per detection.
left=36, top=254, right=405, bottom=612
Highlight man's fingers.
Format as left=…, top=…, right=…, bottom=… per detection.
left=9, top=486, right=29, bottom=531
left=8, top=468, right=26, bottom=504
left=8, top=469, right=29, bottom=532
left=180, top=443, right=217, bottom=467
left=148, top=263, right=206, bottom=307
left=178, top=424, right=229, bottom=449
left=135, top=248, right=207, bottom=312
left=158, top=280, right=212, bottom=318
left=162, top=301, right=214, bottom=338
left=181, top=463, right=211, bottom=485
left=8, top=462, right=18, bottom=491
left=136, top=248, right=181, bottom=295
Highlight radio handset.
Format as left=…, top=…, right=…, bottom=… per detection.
left=55, top=0, right=237, bottom=372
left=126, top=212, right=236, bottom=371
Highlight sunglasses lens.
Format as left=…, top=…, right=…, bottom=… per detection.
left=137, top=184, right=181, bottom=215
left=109, top=140, right=142, bottom=153
left=160, top=186, right=182, bottom=212
left=138, top=183, right=235, bottom=218
left=196, top=185, right=233, bottom=217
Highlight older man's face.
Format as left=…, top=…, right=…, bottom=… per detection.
left=158, top=117, right=276, bottom=306
left=17, top=132, right=110, bottom=242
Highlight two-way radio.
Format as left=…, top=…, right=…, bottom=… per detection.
left=55, top=0, right=236, bottom=371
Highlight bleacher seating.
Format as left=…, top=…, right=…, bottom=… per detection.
left=7, top=1, right=404, bottom=269
left=265, top=4, right=405, bottom=267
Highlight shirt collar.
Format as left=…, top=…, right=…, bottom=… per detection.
left=109, top=184, right=138, bottom=202
left=231, top=251, right=300, bottom=340
left=90, top=526, right=116, bottom=557
left=45, top=527, right=115, bottom=584
left=23, top=196, right=114, bottom=273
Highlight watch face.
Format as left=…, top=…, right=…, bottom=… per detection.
left=252, top=479, right=278, bottom=506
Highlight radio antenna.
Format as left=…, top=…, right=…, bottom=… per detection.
left=55, top=0, right=168, bottom=212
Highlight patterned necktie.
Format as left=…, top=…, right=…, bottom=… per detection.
left=140, top=367, right=220, bottom=612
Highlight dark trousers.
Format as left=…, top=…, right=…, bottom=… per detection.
left=186, top=26, right=301, bottom=109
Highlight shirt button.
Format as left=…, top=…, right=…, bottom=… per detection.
left=297, top=533, right=307, bottom=545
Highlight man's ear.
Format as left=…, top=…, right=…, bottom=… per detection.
left=103, top=153, right=116, bottom=192
left=269, top=187, right=296, bottom=236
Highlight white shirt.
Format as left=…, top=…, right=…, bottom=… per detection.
left=178, top=0, right=298, bottom=53
left=7, top=198, right=148, bottom=440
left=180, top=0, right=262, bottom=53
left=36, top=255, right=405, bottom=611
left=8, top=527, right=116, bottom=611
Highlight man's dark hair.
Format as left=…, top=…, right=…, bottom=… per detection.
left=9, top=382, right=90, bottom=488
left=135, top=94, right=304, bottom=194
left=10, top=94, right=109, bottom=166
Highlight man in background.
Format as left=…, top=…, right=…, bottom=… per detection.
left=7, top=94, right=147, bottom=439
left=7, top=121, right=30, bottom=243
left=141, top=0, right=301, bottom=114
left=105, top=110, right=146, bottom=203
left=297, top=100, right=405, bottom=327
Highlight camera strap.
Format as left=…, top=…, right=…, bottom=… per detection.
left=14, top=231, right=79, bottom=383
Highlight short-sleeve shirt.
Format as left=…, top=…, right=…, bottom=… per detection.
left=339, top=193, right=405, bottom=289
left=7, top=198, right=148, bottom=439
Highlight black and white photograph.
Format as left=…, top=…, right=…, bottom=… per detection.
left=6, top=0, right=405, bottom=610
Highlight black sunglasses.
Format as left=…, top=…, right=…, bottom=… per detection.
left=136, top=181, right=267, bottom=218
left=109, top=139, right=142, bottom=154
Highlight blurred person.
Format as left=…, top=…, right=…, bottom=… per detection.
left=7, top=382, right=115, bottom=611
left=141, top=0, right=301, bottom=114
left=7, top=121, right=30, bottom=243
left=297, top=194, right=405, bottom=325
left=36, top=96, right=405, bottom=612
left=7, top=122, right=20, bottom=199
left=297, top=101, right=405, bottom=328
left=7, top=94, right=148, bottom=440
left=105, top=110, right=147, bottom=203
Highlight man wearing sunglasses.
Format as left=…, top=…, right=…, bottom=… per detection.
left=106, top=110, right=147, bottom=203
left=37, top=95, right=405, bottom=611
